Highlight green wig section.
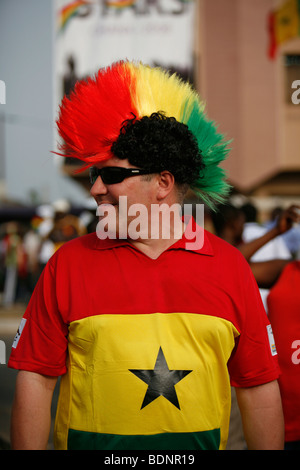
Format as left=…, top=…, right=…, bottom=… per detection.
left=181, top=98, right=232, bottom=210
left=126, top=62, right=231, bottom=209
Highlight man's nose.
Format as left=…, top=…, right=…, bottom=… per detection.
left=90, top=176, right=108, bottom=198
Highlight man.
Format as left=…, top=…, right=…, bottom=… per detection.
left=9, top=61, right=283, bottom=450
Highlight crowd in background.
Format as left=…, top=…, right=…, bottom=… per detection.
left=0, top=200, right=97, bottom=308
left=210, top=201, right=300, bottom=310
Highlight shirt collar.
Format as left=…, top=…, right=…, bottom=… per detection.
left=91, top=216, right=214, bottom=257
left=168, top=215, right=214, bottom=256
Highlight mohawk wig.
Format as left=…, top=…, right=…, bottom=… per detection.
left=56, top=61, right=231, bottom=208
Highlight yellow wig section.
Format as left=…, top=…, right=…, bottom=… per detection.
left=127, top=62, right=204, bottom=123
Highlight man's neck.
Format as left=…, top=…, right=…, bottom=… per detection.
left=129, top=220, right=186, bottom=259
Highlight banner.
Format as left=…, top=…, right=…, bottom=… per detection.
left=55, top=0, right=196, bottom=102
left=268, top=0, right=300, bottom=59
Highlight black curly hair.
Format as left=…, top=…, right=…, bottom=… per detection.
left=111, top=112, right=205, bottom=187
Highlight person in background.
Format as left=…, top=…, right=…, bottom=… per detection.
left=212, top=203, right=300, bottom=310
left=265, top=206, right=300, bottom=259
left=2, top=222, right=22, bottom=307
left=240, top=202, right=293, bottom=311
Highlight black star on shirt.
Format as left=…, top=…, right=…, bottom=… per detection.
left=129, top=347, right=192, bottom=410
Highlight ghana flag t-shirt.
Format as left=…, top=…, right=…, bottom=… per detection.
left=8, top=218, right=279, bottom=450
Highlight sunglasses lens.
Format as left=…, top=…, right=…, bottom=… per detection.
left=89, top=167, right=126, bottom=185
left=101, top=168, right=125, bottom=184
left=89, top=168, right=98, bottom=185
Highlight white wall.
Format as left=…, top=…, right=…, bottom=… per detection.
left=0, top=0, right=88, bottom=205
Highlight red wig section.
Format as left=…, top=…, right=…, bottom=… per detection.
left=55, top=62, right=138, bottom=165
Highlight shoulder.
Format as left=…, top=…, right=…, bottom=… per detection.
left=203, top=230, right=254, bottom=284
left=48, top=232, right=100, bottom=267
left=272, top=260, right=300, bottom=287
left=48, top=232, right=131, bottom=265
left=284, top=260, right=300, bottom=275
left=56, top=232, right=99, bottom=253
left=205, top=229, right=247, bottom=263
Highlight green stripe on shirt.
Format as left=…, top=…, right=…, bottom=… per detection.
left=67, top=428, right=221, bottom=450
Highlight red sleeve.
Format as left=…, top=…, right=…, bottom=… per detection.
left=227, top=255, right=280, bottom=388
left=8, top=255, right=68, bottom=376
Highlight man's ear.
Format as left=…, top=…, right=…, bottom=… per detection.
left=156, top=171, right=175, bottom=201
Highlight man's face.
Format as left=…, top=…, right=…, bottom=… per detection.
left=90, top=156, right=158, bottom=239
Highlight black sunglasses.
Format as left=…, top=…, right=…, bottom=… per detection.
left=89, top=166, right=154, bottom=185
